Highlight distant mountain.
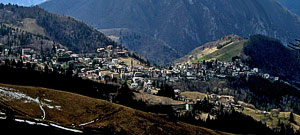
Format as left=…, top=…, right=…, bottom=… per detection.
left=100, top=28, right=180, bottom=65
left=276, top=0, right=300, bottom=16
left=0, top=0, right=47, bottom=6
left=40, top=0, right=300, bottom=64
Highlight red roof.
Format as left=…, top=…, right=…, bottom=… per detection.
left=187, top=102, right=194, bottom=104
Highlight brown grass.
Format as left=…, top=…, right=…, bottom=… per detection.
left=21, top=18, right=46, bottom=36
left=239, top=107, right=300, bottom=131
left=180, top=91, right=208, bottom=101
left=134, top=92, right=184, bottom=105
left=0, top=83, right=231, bottom=135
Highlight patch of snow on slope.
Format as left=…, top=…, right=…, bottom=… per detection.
left=0, top=86, right=62, bottom=113
left=79, top=118, right=99, bottom=126
left=44, top=99, right=53, bottom=102
left=0, top=86, right=38, bottom=103
left=50, top=123, right=83, bottom=133
left=38, top=101, right=46, bottom=120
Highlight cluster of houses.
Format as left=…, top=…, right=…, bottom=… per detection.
left=171, top=91, right=281, bottom=119
left=0, top=44, right=280, bottom=93
left=0, top=45, right=146, bottom=83
left=0, top=44, right=285, bottom=118
left=170, top=92, right=250, bottom=117
left=0, top=44, right=281, bottom=100
left=130, top=58, right=280, bottom=97
left=172, top=59, right=279, bottom=82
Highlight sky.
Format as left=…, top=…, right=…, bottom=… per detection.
left=0, top=0, right=47, bottom=6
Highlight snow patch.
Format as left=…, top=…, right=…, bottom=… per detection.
left=79, top=118, right=99, bottom=126
left=50, top=123, right=83, bottom=133
left=38, top=100, right=46, bottom=120
left=15, top=119, right=25, bottom=123
left=25, top=120, right=36, bottom=125
left=0, top=87, right=39, bottom=104
left=15, top=119, right=39, bottom=125
left=15, top=118, right=83, bottom=132
left=0, top=111, right=5, bottom=115
left=47, top=106, right=54, bottom=109
left=44, top=99, right=53, bottom=103
left=55, top=106, right=62, bottom=110
left=37, top=123, right=49, bottom=127
left=14, top=118, right=50, bottom=127
left=45, top=105, right=62, bottom=111
left=0, top=87, right=62, bottom=113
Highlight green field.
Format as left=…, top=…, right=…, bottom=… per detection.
left=196, top=40, right=247, bottom=62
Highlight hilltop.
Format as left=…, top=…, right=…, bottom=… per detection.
left=0, top=83, right=230, bottom=135
left=0, top=4, right=116, bottom=53
left=40, top=0, right=300, bottom=64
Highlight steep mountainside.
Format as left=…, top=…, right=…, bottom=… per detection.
left=277, top=0, right=300, bottom=16
left=0, top=4, right=116, bottom=53
left=0, top=23, right=65, bottom=52
left=40, top=0, right=300, bottom=63
left=101, top=28, right=180, bottom=65
left=0, top=83, right=230, bottom=135
left=244, top=35, right=300, bottom=83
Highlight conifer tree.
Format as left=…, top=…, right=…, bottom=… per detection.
left=115, top=82, right=135, bottom=106
left=290, top=112, right=296, bottom=124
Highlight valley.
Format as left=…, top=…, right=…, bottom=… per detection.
left=0, top=1, right=299, bottom=134
left=40, top=0, right=300, bottom=65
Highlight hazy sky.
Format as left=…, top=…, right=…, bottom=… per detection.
left=0, top=0, right=47, bottom=6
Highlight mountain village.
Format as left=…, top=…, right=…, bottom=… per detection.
left=0, top=45, right=281, bottom=114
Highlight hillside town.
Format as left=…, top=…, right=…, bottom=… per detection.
left=0, top=45, right=279, bottom=87
left=0, top=45, right=281, bottom=111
